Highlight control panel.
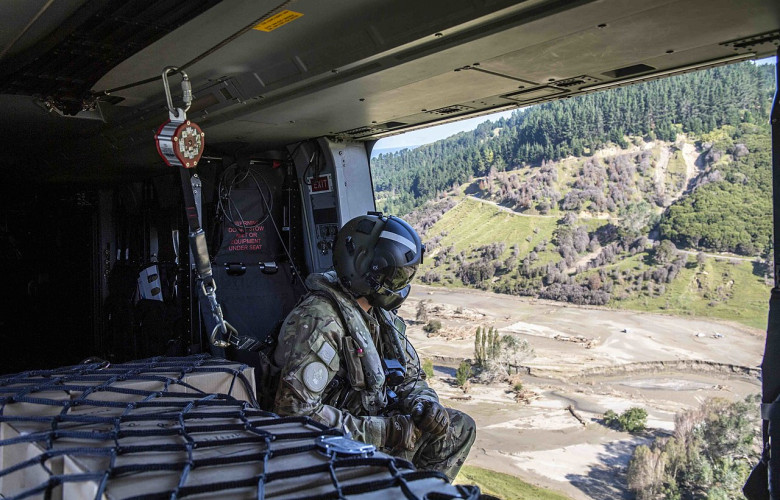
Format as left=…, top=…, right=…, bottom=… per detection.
left=316, top=223, right=339, bottom=255
left=289, top=138, right=375, bottom=273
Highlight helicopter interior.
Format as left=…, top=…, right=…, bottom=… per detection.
left=0, top=0, right=777, bottom=373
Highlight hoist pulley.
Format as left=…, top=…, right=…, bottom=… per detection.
left=155, top=66, right=205, bottom=168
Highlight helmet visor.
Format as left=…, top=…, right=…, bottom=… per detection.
left=370, top=284, right=411, bottom=311
left=381, top=264, right=418, bottom=292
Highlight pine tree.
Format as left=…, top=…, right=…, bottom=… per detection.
left=481, top=327, right=488, bottom=365
left=475, top=327, right=483, bottom=365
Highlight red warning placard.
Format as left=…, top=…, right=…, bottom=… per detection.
left=227, top=221, right=265, bottom=252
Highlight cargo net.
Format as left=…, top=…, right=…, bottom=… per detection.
left=0, top=355, right=479, bottom=499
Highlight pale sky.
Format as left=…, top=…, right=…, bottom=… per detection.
left=375, top=56, right=776, bottom=151
left=375, top=109, right=517, bottom=150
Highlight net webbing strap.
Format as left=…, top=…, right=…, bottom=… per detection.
left=0, top=355, right=475, bottom=500
left=121, top=456, right=450, bottom=500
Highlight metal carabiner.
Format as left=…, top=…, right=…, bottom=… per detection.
left=201, top=281, right=220, bottom=312
left=161, top=66, right=193, bottom=121
left=210, top=321, right=238, bottom=348
left=201, top=280, right=235, bottom=348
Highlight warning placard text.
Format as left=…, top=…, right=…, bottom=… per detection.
left=253, top=10, right=304, bottom=32
left=227, top=221, right=265, bottom=252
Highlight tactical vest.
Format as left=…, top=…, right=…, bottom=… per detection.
left=306, top=272, right=388, bottom=415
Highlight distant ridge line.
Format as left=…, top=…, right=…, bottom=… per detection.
left=429, top=356, right=760, bottom=379
left=574, top=360, right=760, bottom=379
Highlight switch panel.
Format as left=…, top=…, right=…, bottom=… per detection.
left=289, top=138, right=375, bottom=273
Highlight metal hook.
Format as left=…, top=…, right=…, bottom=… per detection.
left=202, top=281, right=238, bottom=348
left=210, top=321, right=238, bottom=348
left=161, top=66, right=192, bottom=120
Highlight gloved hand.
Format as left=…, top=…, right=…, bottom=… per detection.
left=411, top=399, right=450, bottom=437
left=386, top=414, right=420, bottom=451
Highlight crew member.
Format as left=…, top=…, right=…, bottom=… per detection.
left=272, top=213, right=475, bottom=479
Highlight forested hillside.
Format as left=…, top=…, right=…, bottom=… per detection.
left=405, top=131, right=771, bottom=328
left=659, top=129, right=772, bottom=255
left=372, top=62, right=775, bottom=329
left=373, top=62, right=774, bottom=216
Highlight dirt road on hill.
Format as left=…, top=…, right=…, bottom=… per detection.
left=467, top=195, right=558, bottom=217
left=400, top=285, right=763, bottom=500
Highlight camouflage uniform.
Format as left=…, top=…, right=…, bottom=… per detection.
left=273, top=272, right=475, bottom=479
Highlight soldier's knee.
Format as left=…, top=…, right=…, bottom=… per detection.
left=447, top=408, right=476, bottom=450
left=460, top=412, right=477, bottom=449
left=462, top=411, right=476, bottom=434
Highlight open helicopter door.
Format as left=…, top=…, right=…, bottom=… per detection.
left=746, top=49, right=780, bottom=500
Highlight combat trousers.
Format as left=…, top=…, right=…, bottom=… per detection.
left=389, top=408, right=476, bottom=480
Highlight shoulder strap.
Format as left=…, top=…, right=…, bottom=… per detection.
left=306, top=288, right=387, bottom=415
left=309, top=289, right=351, bottom=333
left=376, top=308, right=407, bottom=365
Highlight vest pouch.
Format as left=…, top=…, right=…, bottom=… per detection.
left=343, top=337, right=366, bottom=389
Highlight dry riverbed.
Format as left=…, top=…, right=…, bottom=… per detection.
left=400, top=285, right=764, bottom=500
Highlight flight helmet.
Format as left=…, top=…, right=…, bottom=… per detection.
left=333, top=213, right=424, bottom=310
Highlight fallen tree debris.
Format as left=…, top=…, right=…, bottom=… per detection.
left=567, top=405, right=587, bottom=426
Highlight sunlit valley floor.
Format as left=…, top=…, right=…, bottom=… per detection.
left=401, top=285, right=763, bottom=500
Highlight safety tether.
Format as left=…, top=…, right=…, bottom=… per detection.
left=154, top=67, right=262, bottom=352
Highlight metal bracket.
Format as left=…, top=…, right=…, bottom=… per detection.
left=315, top=436, right=376, bottom=457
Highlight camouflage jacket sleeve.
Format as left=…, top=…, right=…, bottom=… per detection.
left=272, top=295, right=393, bottom=448
left=394, top=330, right=439, bottom=413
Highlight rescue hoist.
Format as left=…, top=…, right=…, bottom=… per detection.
left=154, top=67, right=262, bottom=352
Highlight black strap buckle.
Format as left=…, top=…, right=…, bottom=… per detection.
left=260, top=261, right=278, bottom=274
left=225, top=263, right=247, bottom=276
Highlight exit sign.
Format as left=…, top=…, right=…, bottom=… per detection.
left=308, top=174, right=333, bottom=194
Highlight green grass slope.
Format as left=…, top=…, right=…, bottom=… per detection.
left=430, top=198, right=558, bottom=255
left=455, top=465, right=571, bottom=500
left=618, top=256, right=768, bottom=330
left=417, top=196, right=769, bottom=330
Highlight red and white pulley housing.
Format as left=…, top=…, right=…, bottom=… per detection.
left=154, top=66, right=204, bottom=168
left=155, top=118, right=204, bottom=168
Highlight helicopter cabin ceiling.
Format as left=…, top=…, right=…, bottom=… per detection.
left=0, top=0, right=778, bottom=179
